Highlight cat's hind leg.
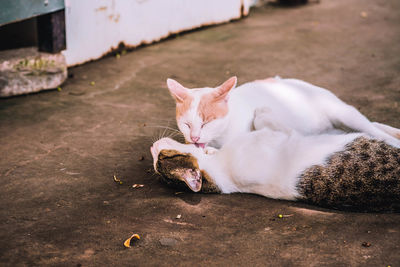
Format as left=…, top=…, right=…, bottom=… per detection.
left=151, top=138, right=218, bottom=193
left=372, top=122, right=400, bottom=139
left=327, top=104, right=400, bottom=148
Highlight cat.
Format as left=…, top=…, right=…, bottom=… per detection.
left=166, top=76, right=400, bottom=150
left=150, top=114, right=400, bottom=212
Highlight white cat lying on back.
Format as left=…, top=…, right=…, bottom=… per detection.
left=167, top=76, right=400, bottom=149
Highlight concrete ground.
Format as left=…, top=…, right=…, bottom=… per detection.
left=1, top=0, right=399, bottom=265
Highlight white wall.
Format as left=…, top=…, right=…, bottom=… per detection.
left=63, top=0, right=253, bottom=66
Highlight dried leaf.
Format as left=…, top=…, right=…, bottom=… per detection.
left=113, top=175, right=123, bottom=185
left=124, top=234, right=140, bottom=248
left=176, top=214, right=182, bottom=219
left=132, top=184, right=144, bottom=188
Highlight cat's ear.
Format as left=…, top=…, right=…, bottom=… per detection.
left=215, top=76, right=237, bottom=101
left=167, top=78, right=188, bottom=103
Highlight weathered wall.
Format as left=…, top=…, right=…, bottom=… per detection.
left=62, top=0, right=253, bottom=66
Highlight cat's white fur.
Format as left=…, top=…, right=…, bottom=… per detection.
left=151, top=128, right=363, bottom=200
left=167, top=77, right=400, bottom=149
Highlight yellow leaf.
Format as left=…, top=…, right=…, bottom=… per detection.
left=113, top=174, right=123, bottom=185
left=124, top=234, right=140, bottom=248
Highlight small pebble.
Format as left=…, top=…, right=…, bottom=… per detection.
left=362, top=242, right=371, bottom=247
left=159, top=238, right=178, bottom=247
left=360, top=11, right=368, bottom=18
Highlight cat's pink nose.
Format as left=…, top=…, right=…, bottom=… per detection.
left=191, top=136, right=200, bottom=143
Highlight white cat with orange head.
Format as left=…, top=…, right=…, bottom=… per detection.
left=166, top=77, right=239, bottom=149
left=166, top=76, right=400, bottom=149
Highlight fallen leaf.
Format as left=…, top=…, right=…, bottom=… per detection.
left=132, top=184, right=144, bottom=188
left=278, top=214, right=293, bottom=218
left=176, top=214, right=182, bottom=219
left=90, top=81, right=95, bottom=86
left=124, top=234, right=140, bottom=248
left=57, top=87, right=62, bottom=91
left=113, top=175, right=123, bottom=185
left=115, top=53, right=120, bottom=59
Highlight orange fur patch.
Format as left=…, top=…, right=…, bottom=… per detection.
left=396, top=133, right=400, bottom=139
left=198, top=93, right=229, bottom=122
left=176, top=95, right=193, bottom=118
left=256, top=77, right=276, bottom=83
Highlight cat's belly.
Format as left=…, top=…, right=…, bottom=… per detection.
left=297, top=137, right=400, bottom=212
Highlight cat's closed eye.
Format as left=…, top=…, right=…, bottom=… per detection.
left=201, top=122, right=208, bottom=129
left=185, top=123, right=191, bottom=129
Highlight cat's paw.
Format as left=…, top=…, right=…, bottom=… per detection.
left=152, top=138, right=180, bottom=154
left=253, top=107, right=273, bottom=131
left=204, top=146, right=219, bottom=155
left=254, top=107, right=293, bottom=134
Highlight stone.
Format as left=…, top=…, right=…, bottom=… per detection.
left=159, top=237, right=178, bottom=247
left=0, top=47, right=67, bottom=97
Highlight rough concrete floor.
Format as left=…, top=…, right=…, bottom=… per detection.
left=1, top=0, right=400, bottom=266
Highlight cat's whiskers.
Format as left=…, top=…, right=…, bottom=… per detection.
left=146, top=124, right=184, bottom=143
left=145, top=125, right=181, bottom=134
